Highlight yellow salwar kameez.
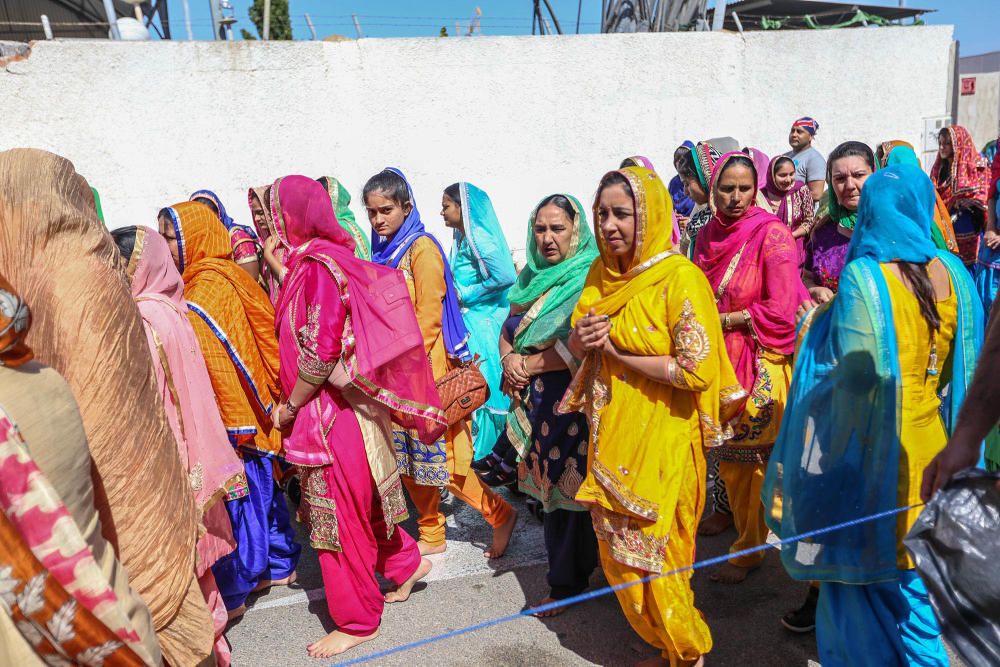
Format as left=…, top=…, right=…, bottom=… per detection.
left=882, top=263, right=958, bottom=569
left=564, top=167, right=745, bottom=665
left=395, top=236, right=512, bottom=546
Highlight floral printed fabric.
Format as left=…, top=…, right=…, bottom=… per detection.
left=0, top=408, right=154, bottom=665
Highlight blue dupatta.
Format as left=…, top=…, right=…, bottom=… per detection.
left=369, top=167, right=470, bottom=359
left=763, top=165, right=984, bottom=584
left=448, top=182, right=516, bottom=306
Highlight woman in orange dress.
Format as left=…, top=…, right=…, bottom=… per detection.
left=365, top=167, right=517, bottom=558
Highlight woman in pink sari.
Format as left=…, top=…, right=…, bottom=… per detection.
left=693, top=152, right=806, bottom=585
left=761, top=155, right=816, bottom=265
left=111, top=225, right=248, bottom=666
left=268, top=175, right=447, bottom=659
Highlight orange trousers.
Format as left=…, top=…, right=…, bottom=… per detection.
left=403, top=472, right=512, bottom=546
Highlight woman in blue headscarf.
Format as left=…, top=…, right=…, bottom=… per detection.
left=441, top=182, right=517, bottom=460
left=190, top=189, right=261, bottom=281
left=364, top=168, right=517, bottom=559
left=764, top=163, right=983, bottom=666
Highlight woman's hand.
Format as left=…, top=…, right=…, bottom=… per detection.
left=792, top=227, right=808, bottom=239
left=272, top=402, right=296, bottom=431
left=502, top=353, right=530, bottom=390
left=808, top=286, right=834, bottom=304
left=262, top=236, right=285, bottom=277
left=920, top=435, right=982, bottom=502
left=568, top=308, right=611, bottom=357
left=984, top=230, right=1000, bottom=251
left=795, top=300, right=817, bottom=327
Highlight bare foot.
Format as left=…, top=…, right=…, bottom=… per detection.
left=484, top=509, right=518, bottom=559
left=251, top=571, right=297, bottom=593
left=709, top=562, right=756, bottom=584
left=531, top=596, right=568, bottom=618
left=226, top=605, right=246, bottom=623
left=384, top=557, right=432, bottom=603
left=306, top=628, right=379, bottom=658
left=698, top=511, right=733, bottom=536
left=417, top=540, right=447, bottom=556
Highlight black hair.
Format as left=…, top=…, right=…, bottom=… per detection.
left=443, top=182, right=461, bottom=204
left=619, top=157, right=642, bottom=169
left=898, top=262, right=941, bottom=333
left=676, top=149, right=699, bottom=182
left=362, top=170, right=411, bottom=207
left=111, top=225, right=138, bottom=264
left=315, top=176, right=330, bottom=188
left=772, top=155, right=795, bottom=173
left=535, top=194, right=576, bottom=221
left=717, top=154, right=757, bottom=182
left=597, top=171, right=633, bottom=200
left=192, top=196, right=219, bottom=217
left=827, top=141, right=876, bottom=179
left=156, top=207, right=172, bottom=222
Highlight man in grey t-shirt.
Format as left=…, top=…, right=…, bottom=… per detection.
left=783, top=117, right=826, bottom=202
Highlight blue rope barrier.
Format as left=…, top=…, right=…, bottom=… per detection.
left=334, top=502, right=922, bottom=665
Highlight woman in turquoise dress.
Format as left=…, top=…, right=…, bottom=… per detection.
left=764, top=163, right=983, bottom=666
left=442, top=182, right=517, bottom=459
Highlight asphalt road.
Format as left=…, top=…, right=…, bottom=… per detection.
left=226, top=486, right=960, bottom=666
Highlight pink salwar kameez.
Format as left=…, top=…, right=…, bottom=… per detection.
left=271, top=175, right=446, bottom=636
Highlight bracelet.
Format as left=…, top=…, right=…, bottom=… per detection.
left=519, top=355, right=529, bottom=376
left=285, top=399, right=299, bottom=415
left=723, top=312, right=731, bottom=330
left=500, top=352, right=513, bottom=365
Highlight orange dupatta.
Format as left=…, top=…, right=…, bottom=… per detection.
left=164, top=201, right=282, bottom=455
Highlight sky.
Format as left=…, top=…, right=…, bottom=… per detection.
left=168, top=1, right=998, bottom=56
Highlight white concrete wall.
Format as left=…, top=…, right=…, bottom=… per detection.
left=958, top=71, right=1000, bottom=150
left=1, top=26, right=953, bottom=257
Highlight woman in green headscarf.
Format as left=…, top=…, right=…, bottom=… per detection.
left=802, top=141, right=878, bottom=304
left=317, top=176, right=371, bottom=260
left=472, top=193, right=600, bottom=614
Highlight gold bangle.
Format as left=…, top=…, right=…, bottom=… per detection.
left=723, top=312, right=731, bottom=330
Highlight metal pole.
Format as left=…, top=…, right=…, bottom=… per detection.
left=207, top=0, right=221, bottom=39
left=102, top=0, right=121, bottom=39
left=711, top=0, right=727, bottom=31
left=263, top=0, right=271, bottom=40
left=542, top=0, right=563, bottom=34
left=352, top=14, right=363, bottom=38
left=305, top=13, right=317, bottom=39
left=40, top=14, right=53, bottom=39
left=576, top=0, right=582, bottom=33
left=182, top=0, right=193, bottom=40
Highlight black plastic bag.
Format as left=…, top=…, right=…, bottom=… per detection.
left=904, top=468, right=1000, bottom=666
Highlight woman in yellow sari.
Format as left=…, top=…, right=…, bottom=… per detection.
left=565, top=166, right=745, bottom=667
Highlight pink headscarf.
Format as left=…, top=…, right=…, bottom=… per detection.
left=127, top=227, right=244, bottom=569
left=763, top=154, right=808, bottom=222
left=744, top=147, right=770, bottom=191
left=692, top=152, right=807, bottom=390
left=271, top=176, right=446, bottom=446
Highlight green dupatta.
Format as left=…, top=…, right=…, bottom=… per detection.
left=318, top=176, right=371, bottom=260
left=504, top=194, right=597, bottom=456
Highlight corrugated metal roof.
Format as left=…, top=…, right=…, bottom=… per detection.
left=708, top=0, right=932, bottom=31
left=0, top=0, right=138, bottom=41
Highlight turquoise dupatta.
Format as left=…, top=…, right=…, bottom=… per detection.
left=763, top=165, right=984, bottom=584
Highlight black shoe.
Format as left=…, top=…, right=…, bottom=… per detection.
left=481, top=466, right=517, bottom=488
left=286, top=476, right=302, bottom=506
left=781, top=586, right=819, bottom=633
left=471, top=453, right=500, bottom=473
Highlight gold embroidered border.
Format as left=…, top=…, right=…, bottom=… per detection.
left=591, top=458, right=659, bottom=522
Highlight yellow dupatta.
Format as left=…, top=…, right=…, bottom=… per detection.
left=563, top=167, right=744, bottom=540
